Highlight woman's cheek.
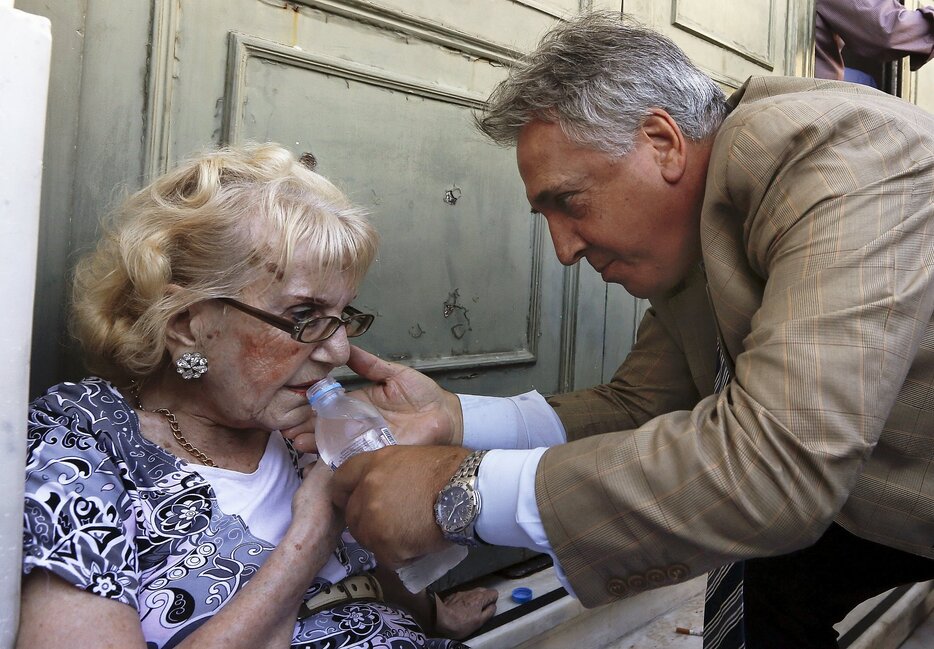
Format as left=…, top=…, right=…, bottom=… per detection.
left=238, top=329, right=304, bottom=386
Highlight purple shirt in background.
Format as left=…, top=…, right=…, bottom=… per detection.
left=815, top=0, right=934, bottom=80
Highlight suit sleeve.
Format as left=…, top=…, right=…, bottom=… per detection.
left=547, top=304, right=702, bottom=443
left=535, top=90, right=934, bottom=608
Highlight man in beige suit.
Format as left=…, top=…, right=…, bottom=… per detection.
left=324, top=11, right=934, bottom=648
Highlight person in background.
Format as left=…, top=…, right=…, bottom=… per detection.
left=815, top=0, right=934, bottom=82
left=17, top=143, right=496, bottom=649
left=324, top=11, right=934, bottom=649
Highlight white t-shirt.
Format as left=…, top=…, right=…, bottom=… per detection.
left=196, top=431, right=353, bottom=583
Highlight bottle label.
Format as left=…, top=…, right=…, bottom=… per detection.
left=331, top=427, right=396, bottom=469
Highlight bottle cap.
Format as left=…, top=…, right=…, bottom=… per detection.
left=511, top=587, right=533, bottom=603
left=306, top=377, right=342, bottom=406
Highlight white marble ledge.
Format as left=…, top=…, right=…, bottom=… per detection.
left=466, top=567, right=705, bottom=649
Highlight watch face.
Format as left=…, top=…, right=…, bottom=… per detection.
left=435, top=484, right=477, bottom=533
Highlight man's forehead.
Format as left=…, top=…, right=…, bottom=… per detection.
left=516, top=118, right=566, bottom=151
left=517, top=121, right=573, bottom=183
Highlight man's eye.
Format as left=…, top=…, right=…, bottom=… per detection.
left=557, top=193, right=586, bottom=218
left=555, top=192, right=575, bottom=209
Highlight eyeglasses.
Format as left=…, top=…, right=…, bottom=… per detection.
left=218, top=298, right=375, bottom=343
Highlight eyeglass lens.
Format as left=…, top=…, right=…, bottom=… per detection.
left=298, top=313, right=371, bottom=343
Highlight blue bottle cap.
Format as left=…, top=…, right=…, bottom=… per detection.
left=307, top=377, right=342, bottom=406
left=511, top=587, right=533, bottom=603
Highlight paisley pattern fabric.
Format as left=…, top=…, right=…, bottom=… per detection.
left=23, top=378, right=467, bottom=649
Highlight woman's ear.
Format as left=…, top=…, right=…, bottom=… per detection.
left=641, top=109, right=687, bottom=184
left=166, top=307, right=196, bottom=349
left=164, top=285, right=208, bottom=357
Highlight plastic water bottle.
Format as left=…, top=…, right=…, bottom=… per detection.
left=307, top=376, right=396, bottom=470
left=307, top=375, right=468, bottom=592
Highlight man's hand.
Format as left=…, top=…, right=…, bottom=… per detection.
left=282, top=346, right=464, bottom=454
left=344, top=346, right=465, bottom=446
left=332, top=445, right=470, bottom=568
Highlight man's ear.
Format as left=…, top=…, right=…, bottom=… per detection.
left=641, top=109, right=687, bottom=184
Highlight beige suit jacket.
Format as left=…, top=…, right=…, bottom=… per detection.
left=536, top=76, right=934, bottom=608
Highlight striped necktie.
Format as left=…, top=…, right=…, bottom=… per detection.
left=703, top=343, right=746, bottom=649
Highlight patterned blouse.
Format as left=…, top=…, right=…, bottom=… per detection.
left=23, top=378, right=467, bottom=649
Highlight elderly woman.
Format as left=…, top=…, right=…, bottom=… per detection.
left=17, top=143, right=496, bottom=649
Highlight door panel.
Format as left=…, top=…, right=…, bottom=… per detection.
left=322, top=0, right=581, bottom=50
left=624, top=0, right=814, bottom=91
left=230, top=33, right=540, bottom=375
left=145, top=1, right=597, bottom=402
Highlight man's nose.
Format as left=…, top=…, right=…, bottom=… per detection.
left=545, top=216, right=585, bottom=266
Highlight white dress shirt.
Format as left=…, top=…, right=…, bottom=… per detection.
left=459, top=391, right=575, bottom=595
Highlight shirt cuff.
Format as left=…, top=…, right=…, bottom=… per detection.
left=474, top=448, right=577, bottom=598
left=459, top=390, right=567, bottom=450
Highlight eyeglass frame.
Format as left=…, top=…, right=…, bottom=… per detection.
left=218, top=297, right=375, bottom=343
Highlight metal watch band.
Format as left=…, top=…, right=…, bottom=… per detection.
left=452, top=449, right=487, bottom=481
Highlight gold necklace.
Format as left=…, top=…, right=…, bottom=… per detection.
left=133, top=386, right=216, bottom=467
left=150, top=407, right=217, bottom=467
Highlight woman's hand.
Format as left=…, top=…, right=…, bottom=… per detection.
left=343, top=345, right=464, bottom=446
left=289, top=459, right=344, bottom=550
left=434, top=587, right=498, bottom=639
left=280, top=413, right=320, bottom=455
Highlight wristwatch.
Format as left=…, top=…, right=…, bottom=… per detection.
left=434, top=450, right=488, bottom=546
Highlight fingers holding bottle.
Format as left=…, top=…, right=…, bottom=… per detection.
left=331, top=445, right=470, bottom=568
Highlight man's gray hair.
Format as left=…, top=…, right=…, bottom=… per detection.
left=476, top=11, right=729, bottom=156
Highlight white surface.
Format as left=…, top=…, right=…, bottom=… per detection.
left=0, top=6, right=51, bottom=648
left=467, top=567, right=704, bottom=649
left=849, top=582, right=934, bottom=649
left=898, top=588, right=934, bottom=649
left=599, top=586, right=705, bottom=649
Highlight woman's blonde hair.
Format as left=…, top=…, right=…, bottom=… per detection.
left=71, top=142, right=378, bottom=384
